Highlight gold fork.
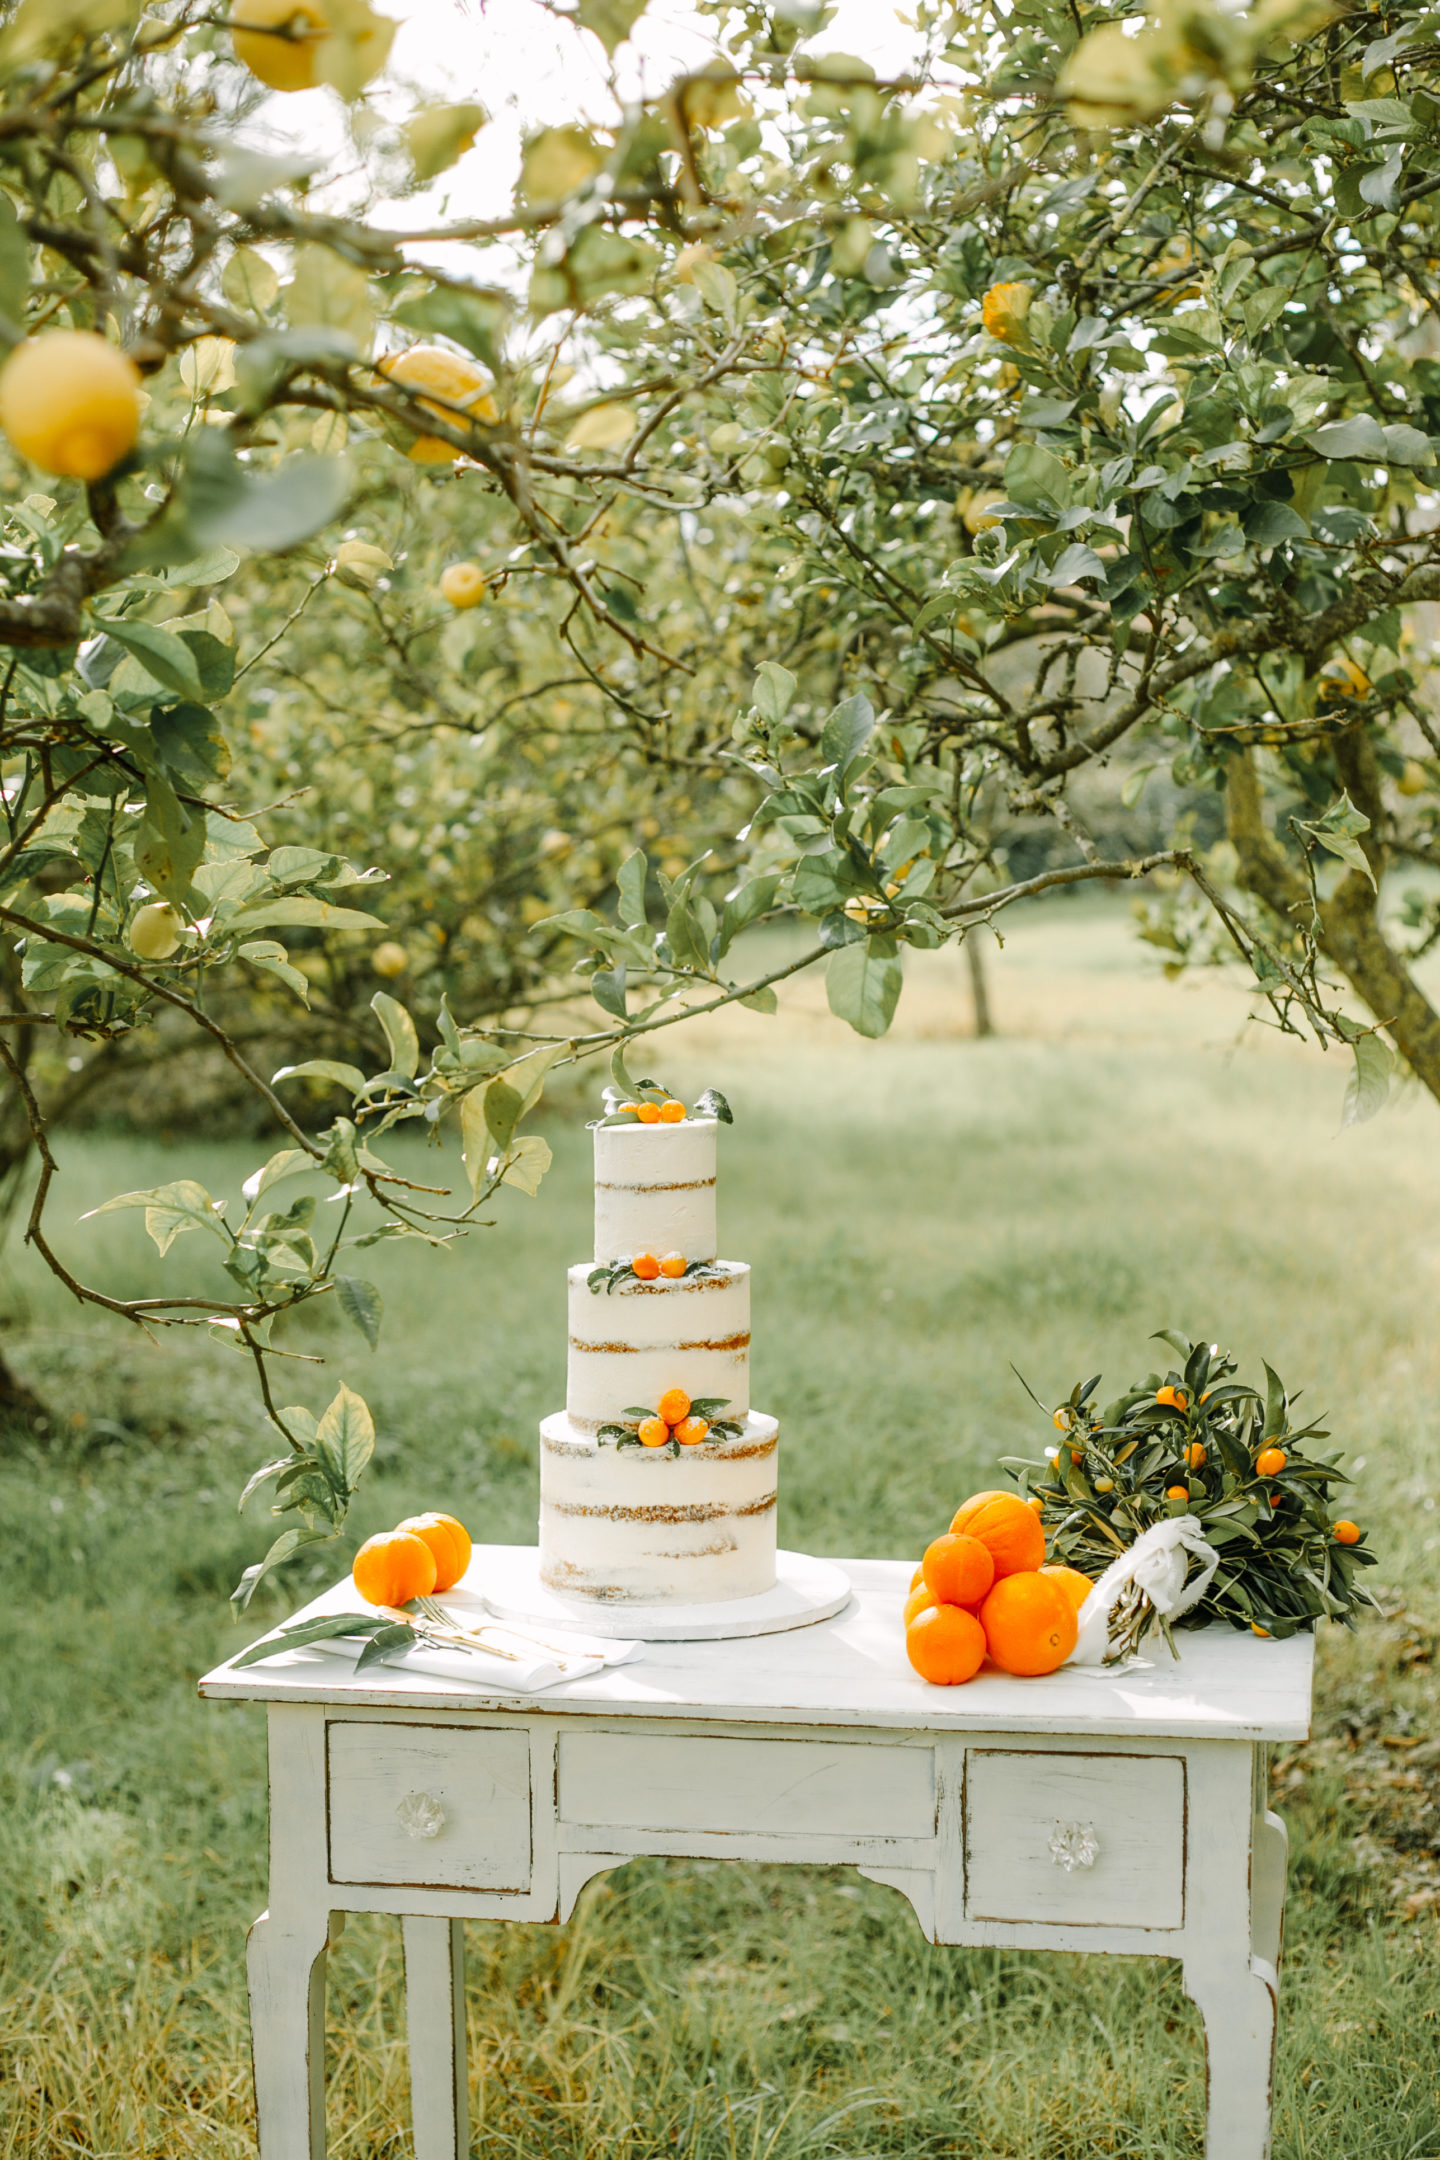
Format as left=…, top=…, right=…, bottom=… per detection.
left=414, top=1594, right=590, bottom=1666
left=377, top=1603, right=527, bottom=1664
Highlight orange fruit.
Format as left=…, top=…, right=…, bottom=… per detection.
left=658, top=1387, right=691, bottom=1427
left=396, top=1512, right=471, bottom=1593
left=949, top=1491, right=1046, bottom=1579
left=672, top=1416, right=710, bottom=1446
left=659, top=1252, right=687, bottom=1278
left=979, top=1572, right=1078, bottom=1676
left=1166, top=1485, right=1190, bottom=1503
left=910, top=1563, right=925, bottom=1590
left=1256, top=1447, right=1287, bottom=1477
left=1186, top=1442, right=1206, bottom=1470
left=1040, top=1564, right=1094, bottom=1615
left=1252, top=1623, right=1271, bottom=1637
left=632, top=1252, right=660, bottom=1280
left=616, top=1101, right=638, bottom=1114
left=1333, top=1520, right=1360, bottom=1545
left=921, top=1532, right=995, bottom=1610
left=1156, top=1385, right=1187, bottom=1411
left=659, top=1099, right=686, bottom=1122
left=637, top=1102, right=662, bottom=1123
left=903, top=1584, right=937, bottom=1626
left=638, top=1417, right=670, bottom=1447
left=905, top=1603, right=987, bottom=1686
left=353, top=1529, right=437, bottom=1608
left=1027, top=1495, right=1044, bottom=1515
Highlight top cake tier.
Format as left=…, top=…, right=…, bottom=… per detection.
left=593, top=1116, right=718, bottom=1262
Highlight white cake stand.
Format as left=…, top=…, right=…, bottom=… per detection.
left=474, top=1546, right=853, bottom=1642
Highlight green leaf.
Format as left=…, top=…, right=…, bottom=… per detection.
left=825, top=933, right=903, bottom=1038
left=482, top=1077, right=523, bottom=1154
left=0, top=191, right=31, bottom=331
left=313, top=1382, right=375, bottom=1496
left=150, top=700, right=231, bottom=783
left=717, top=874, right=782, bottom=956
left=230, top=1526, right=333, bottom=1612
left=820, top=693, right=875, bottom=770
left=287, top=243, right=374, bottom=356
left=753, top=660, right=797, bottom=725
left=1044, top=542, right=1106, bottom=586
left=237, top=1456, right=294, bottom=1512
left=1003, top=442, right=1072, bottom=511
left=501, top=1133, right=552, bottom=1196
left=459, top=1086, right=491, bottom=1202
left=406, top=100, right=488, bottom=181
left=391, top=284, right=511, bottom=373
left=1307, top=415, right=1389, bottom=461
left=239, top=939, right=310, bottom=1004
left=190, top=447, right=353, bottom=554
left=222, top=247, right=280, bottom=315
left=616, top=848, right=648, bottom=928
left=334, top=1274, right=383, bottom=1348
left=272, top=1058, right=366, bottom=1094
left=83, top=1178, right=228, bottom=1257
left=592, top=963, right=628, bottom=1019
left=226, top=897, right=386, bottom=934
left=1342, top=1032, right=1393, bottom=1128
left=370, top=990, right=419, bottom=1080
left=577, top=0, right=648, bottom=51
left=134, top=770, right=205, bottom=904
left=1244, top=500, right=1309, bottom=545
left=101, top=619, right=204, bottom=699
left=694, top=1087, right=733, bottom=1124
left=242, top=1148, right=312, bottom=1206
left=231, top=1610, right=393, bottom=1666
left=1299, top=790, right=1375, bottom=887
left=355, top=1623, right=418, bottom=1671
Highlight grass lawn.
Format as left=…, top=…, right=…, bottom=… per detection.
left=2, top=903, right=1439, bottom=2157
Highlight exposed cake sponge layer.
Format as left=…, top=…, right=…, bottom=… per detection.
left=538, top=1410, right=778, bottom=1604
left=566, top=1261, right=749, bottom=1430
left=593, top=1117, right=717, bottom=1262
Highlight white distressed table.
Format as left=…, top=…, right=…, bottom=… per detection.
left=200, top=1547, right=1315, bottom=2160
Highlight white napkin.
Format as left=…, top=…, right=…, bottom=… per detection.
left=255, top=1601, right=643, bottom=1695
left=1072, top=1514, right=1220, bottom=1666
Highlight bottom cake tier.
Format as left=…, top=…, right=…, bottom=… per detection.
left=538, top=1410, right=779, bottom=1604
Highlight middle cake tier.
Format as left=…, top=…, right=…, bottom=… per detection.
left=566, top=1260, right=750, bottom=1433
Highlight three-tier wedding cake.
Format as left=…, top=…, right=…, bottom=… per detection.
left=538, top=1104, right=779, bottom=1605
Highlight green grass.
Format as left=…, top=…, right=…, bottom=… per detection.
left=3, top=906, right=1440, bottom=2157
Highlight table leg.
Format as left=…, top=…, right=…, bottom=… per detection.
left=247, top=1906, right=330, bottom=2160
left=1182, top=1952, right=1279, bottom=2160
left=403, top=1915, right=469, bottom=2160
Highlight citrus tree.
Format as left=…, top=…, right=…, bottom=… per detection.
left=4, top=0, right=1440, bottom=1600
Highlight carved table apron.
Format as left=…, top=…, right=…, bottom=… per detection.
left=199, top=1547, right=1315, bottom=2160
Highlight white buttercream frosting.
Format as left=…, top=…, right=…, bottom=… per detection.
left=593, top=1117, right=718, bottom=1262
left=538, top=1410, right=778, bottom=1604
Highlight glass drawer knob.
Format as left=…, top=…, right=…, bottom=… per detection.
left=396, top=1790, right=446, bottom=1840
left=1049, top=1821, right=1099, bottom=1872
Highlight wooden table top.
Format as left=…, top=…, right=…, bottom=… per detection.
left=199, top=1547, right=1316, bottom=1742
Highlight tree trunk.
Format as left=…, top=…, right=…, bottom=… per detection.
left=967, top=933, right=995, bottom=1038
left=1225, top=746, right=1440, bottom=1104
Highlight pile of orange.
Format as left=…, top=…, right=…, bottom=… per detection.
left=353, top=1511, right=472, bottom=1607
left=637, top=1388, right=710, bottom=1448
left=903, top=1489, right=1094, bottom=1686
left=619, top=1098, right=686, bottom=1123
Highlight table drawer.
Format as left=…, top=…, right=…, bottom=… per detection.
left=559, top=1732, right=935, bottom=1841
left=964, top=1749, right=1185, bottom=1929
left=327, top=1721, right=531, bottom=1891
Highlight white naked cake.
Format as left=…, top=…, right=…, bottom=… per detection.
left=538, top=1101, right=779, bottom=1605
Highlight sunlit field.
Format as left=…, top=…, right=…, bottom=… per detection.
left=3, top=903, right=1439, bottom=2158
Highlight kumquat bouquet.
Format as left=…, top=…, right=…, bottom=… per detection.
left=1002, top=1332, right=1380, bottom=1664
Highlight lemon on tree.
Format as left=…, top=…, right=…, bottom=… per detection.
left=378, top=345, right=496, bottom=464
left=128, top=903, right=184, bottom=961
left=0, top=331, right=141, bottom=481
left=230, top=0, right=329, bottom=94
left=371, top=941, right=409, bottom=978
left=440, top=561, right=486, bottom=609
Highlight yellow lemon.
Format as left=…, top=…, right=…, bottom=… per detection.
left=230, top=0, right=329, bottom=93
left=129, top=902, right=183, bottom=960
left=0, top=332, right=141, bottom=482
left=371, top=941, right=409, bottom=978
left=378, top=345, right=496, bottom=463
left=980, top=281, right=1032, bottom=345
left=440, top=561, right=486, bottom=609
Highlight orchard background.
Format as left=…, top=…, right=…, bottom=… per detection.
left=3, top=0, right=1440, bottom=2151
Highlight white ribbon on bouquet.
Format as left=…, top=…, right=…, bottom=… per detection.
left=1072, top=1515, right=1221, bottom=1666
